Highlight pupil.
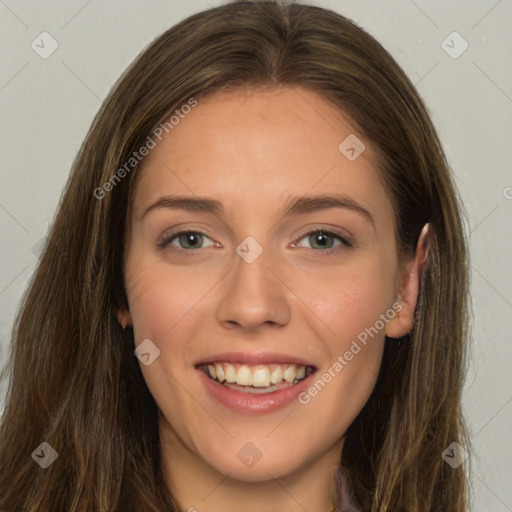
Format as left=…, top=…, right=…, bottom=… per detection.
left=313, top=231, right=330, bottom=248
left=181, top=232, right=201, bottom=248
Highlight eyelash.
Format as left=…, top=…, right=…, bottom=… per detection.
left=156, top=228, right=353, bottom=256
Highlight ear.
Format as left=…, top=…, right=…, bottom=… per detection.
left=385, top=223, right=429, bottom=339
left=116, top=309, right=132, bottom=329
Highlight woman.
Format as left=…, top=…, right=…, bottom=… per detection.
left=0, top=1, right=470, bottom=510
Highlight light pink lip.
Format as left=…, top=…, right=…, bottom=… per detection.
left=197, top=367, right=316, bottom=415
left=194, top=351, right=316, bottom=367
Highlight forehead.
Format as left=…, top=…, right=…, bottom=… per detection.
left=131, top=86, right=389, bottom=219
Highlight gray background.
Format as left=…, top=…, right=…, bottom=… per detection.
left=1, top=0, right=511, bottom=510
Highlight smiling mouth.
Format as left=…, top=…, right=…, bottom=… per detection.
left=197, top=362, right=316, bottom=394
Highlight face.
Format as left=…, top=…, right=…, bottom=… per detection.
left=119, top=87, right=415, bottom=484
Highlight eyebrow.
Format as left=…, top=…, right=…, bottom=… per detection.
left=141, top=193, right=375, bottom=228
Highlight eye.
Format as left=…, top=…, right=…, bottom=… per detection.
left=292, top=229, right=352, bottom=255
left=157, top=230, right=216, bottom=252
left=157, top=227, right=352, bottom=256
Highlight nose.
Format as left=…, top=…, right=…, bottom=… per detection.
left=215, top=245, right=291, bottom=332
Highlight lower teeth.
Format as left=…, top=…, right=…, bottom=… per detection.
left=227, top=383, right=279, bottom=394
left=217, top=378, right=303, bottom=394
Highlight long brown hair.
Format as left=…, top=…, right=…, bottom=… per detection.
left=0, top=1, right=470, bottom=510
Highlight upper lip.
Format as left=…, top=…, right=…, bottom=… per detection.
left=195, top=351, right=316, bottom=368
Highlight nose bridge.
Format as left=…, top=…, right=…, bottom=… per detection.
left=216, top=236, right=291, bottom=329
left=233, top=237, right=272, bottom=289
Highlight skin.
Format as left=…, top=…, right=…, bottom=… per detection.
left=118, top=87, right=426, bottom=512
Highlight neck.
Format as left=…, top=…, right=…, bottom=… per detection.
left=158, top=413, right=344, bottom=512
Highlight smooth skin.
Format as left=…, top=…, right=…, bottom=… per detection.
left=118, top=87, right=427, bottom=512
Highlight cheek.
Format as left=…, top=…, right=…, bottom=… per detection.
left=124, top=257, right=224, bottom=387
left=296, top=267, right=390, bottom=435
left=309, top=262, right=395, bottom=344
left=125, top=258, right=202, bottom=339
left=123, top=261, right=207, bottom=431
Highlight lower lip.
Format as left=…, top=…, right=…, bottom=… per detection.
left=198, top=369, right=315, bottom=415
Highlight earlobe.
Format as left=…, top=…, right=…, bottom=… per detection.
left=385, top=223, right=429, bottom=339
left=116, top=309, right=132, bottom=329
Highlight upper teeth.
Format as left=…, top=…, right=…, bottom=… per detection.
left=205, top=363, right=309, bottom=387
